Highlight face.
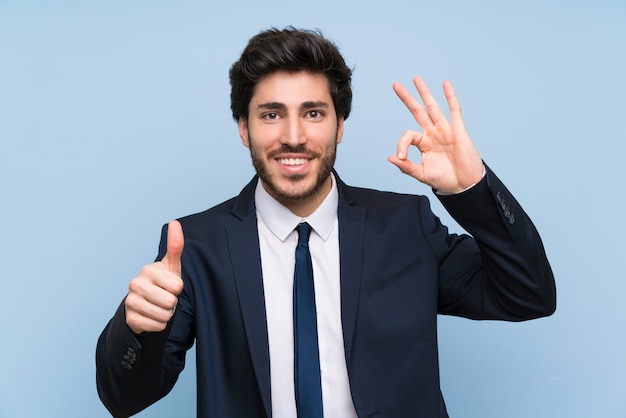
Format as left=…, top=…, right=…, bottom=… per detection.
left=239, top=70, right=344, bottom=216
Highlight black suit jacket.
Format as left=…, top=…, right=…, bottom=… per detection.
left=96, top=166, right=556, bottom=417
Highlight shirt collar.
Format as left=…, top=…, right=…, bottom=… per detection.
left=255, top=174, right=338, bottom=242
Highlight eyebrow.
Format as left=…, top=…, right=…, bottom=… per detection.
left=301, top=101, right=329, bottom=110
left=257, top=102, right=286, bottom=112
left=256, top=101, right=330, bottom=112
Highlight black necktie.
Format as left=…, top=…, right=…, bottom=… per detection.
left=293, top=222, right=323, bottom=418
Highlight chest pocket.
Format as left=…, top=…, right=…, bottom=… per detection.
left=366, top=255, right=423, bottom=296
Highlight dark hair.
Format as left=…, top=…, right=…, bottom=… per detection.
left=229, top=27, right=353, bottom=122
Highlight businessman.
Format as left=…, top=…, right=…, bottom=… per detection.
left=96, top=27, right=556, bottom=417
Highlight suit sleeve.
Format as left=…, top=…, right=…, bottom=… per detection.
left=430, top=164, right=556, bottom=320
left=95, top=224, right=194, bottom=417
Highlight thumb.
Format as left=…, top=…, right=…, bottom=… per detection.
left=387, top=154, right=426, bottom=184
left=162, top=220, right=184, bottom=277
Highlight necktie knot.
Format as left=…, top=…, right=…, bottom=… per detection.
left=296, top=222, right=312, bottom=244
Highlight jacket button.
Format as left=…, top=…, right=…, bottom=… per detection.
left=126, top=348, right=137, bottom=361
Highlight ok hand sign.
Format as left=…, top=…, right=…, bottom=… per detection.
left=388, top=76, right=484, bottom=194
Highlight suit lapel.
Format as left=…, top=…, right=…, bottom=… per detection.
left=227, top=177, right=272, bottom=418
left=336, top=176, right=366, bottom=367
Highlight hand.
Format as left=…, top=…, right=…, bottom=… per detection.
left=387, top=76, right=484, bottom=194
left=125, top=220, right=184, bottom=334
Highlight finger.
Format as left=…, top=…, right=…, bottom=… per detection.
left=443, top=80, right=464, bottom=128
left=393, top=81, right=433, bottom=129
left=132, top=265, right=182, bottom=306
left=126, top=284, right=178, bottom=320
left=413, top=76, right=448, bottom=126
left=125, top=299, right=172, bottom=333
left=162, top=220, right=184, bottom=277
left=127, top=315, right=169, bottom=334
left=126, top=275, right=180, bottom=333
left=395, top=130, right=424, bottom=160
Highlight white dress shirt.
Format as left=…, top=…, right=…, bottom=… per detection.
left=255, top=174, right=358, bottom=418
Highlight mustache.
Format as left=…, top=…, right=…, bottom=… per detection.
left=267, top=144, right=320, bottom=159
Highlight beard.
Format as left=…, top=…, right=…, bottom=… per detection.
left=248, top=131, right=338, bottom=205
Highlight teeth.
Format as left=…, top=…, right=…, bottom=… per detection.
left=278, top=158, right=308, bottom=166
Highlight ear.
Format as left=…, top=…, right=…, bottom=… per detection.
left=238, top=118, right=250, bottom=148
left=336, top=117, right=345, bottom=144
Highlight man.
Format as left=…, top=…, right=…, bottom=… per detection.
left=96, top=27, right=556, bottom=417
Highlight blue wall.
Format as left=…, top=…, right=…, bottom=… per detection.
left=1, top=1, right=625, bottom=416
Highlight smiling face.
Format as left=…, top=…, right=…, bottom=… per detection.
left=239, top=70, right=344, bottom=217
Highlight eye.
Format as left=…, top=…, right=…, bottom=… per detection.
left=263, top=112, right=279, bottom=120
left=306, top=110, right=323, bottom=119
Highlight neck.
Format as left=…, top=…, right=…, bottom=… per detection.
left=263, top=176, right=332, bottom=218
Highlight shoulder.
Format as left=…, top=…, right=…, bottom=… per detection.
left=175, top=176, right=258, bottom=236
left=339, top=182, right=433, bottom=214
left=178, top=196, right=239, bottom=228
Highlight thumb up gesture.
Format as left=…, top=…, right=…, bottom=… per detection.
left=125, top=220, right=185, bottom=334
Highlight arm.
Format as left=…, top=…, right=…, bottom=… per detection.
left=389, top=77, right=555, bottom=319
left=96, top=221, right=191, bottom=417
left=432, top=165, right=556, bottom=319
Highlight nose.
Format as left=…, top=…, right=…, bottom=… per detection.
left=281, top=117, right=306, bottom=147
